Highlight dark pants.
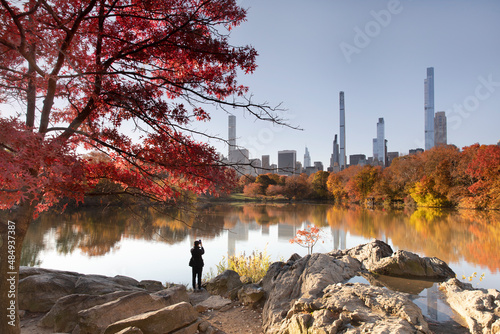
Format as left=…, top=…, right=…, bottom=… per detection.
left=192, top=267, right=203, bottom=290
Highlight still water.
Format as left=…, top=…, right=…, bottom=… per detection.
left=22, top=203, right=500, bottom=294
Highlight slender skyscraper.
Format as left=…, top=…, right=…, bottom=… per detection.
left=424, top=67, right=435, bottom=150
left=374, top=118, right=385, bottom=165
left=228, top=115, right=236, bottom=156
left=330, top=134, right=340, bottom=168
left=339, top=92, right=346, bottom=170
left=304, top=147, right=311, bottom=168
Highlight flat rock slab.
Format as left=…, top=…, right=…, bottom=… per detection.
left=197, top=295, right=232, bottom=310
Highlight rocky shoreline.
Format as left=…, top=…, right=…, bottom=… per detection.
left=19, top=240, right=500, bottom=333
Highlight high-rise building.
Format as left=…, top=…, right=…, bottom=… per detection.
left=350, top=154, right=366, bottom=166
left=228, top=115, right=236, bottom=156
left=278, top=150, right=296, bottom=176
left=373, top=118, right=386, bottom=165
left=330, top=134, right=340, bottom=169
left=339, top=92, right=346, bottom=170
left=304, top=147, right=311, bottom=168
left=261, top=155, right=270, bottom=169
left=434, top=111, right=447, bottom=146
left=424, top=67, right=435, bottom=150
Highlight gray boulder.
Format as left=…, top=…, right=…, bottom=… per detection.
left=77, top=291, right=179, bottom=334
left=440, top=278, right=500, bottom=334
left=238, top=284, right=265, bottom=306
left=103, top=301, right=198, bottom=334
left=337, top=239, right=394, bottom=270
left=281, top=283, right=430, bottom=334
left=74, top=275, right=144, bottom=295
left=152, top=284, right=189, bottom=305
left=39, top=291, right=132, bottom=332
left=370, top=249, right=456, bottom=279
left=19, top=273, right=79, bottom=312
left=137, top=280, right=164, bottom=292
left=261, top=252, right=362, bottom=333
left=206, top=270, right=243, bottom=299
left=196, top=295, right=232, bottom=311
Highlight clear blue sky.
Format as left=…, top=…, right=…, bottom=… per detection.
left=200, top=0, right=500, bottom=167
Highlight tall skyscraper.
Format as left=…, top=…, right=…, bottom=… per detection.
left=424, top=67, right=435, bottom=150
left=339, top=92, right=346, bottom=170
left=434, top=111, right=447, bottom=146
left=228, top=115, right=236, bottom=156
left=373, top=118, right=385, bottom=165
left=278, top=150, right=296, bottom=176
left=304, top=147, right=311, bottom=168
left=330, top=134, right=340, bottom=168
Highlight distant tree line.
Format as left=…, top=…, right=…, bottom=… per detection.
left=234, top=144, right=500, bottom=210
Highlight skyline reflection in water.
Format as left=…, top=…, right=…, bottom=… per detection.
left=21, top=203, right=500, bottom=290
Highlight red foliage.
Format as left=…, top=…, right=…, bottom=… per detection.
left=289, top=225, right=322, bottom=254
left=0, top=0, right=265, bottom=215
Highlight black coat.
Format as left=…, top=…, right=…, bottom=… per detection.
left=190, top=246, right=204, bottom=268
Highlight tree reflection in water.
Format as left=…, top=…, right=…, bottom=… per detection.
left=20, top=204, right=500, bottom=278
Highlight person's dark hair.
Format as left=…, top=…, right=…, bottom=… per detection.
left=194, top=240, right=200, bottom=247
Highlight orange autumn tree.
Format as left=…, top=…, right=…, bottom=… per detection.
left=290, top=225, right=322, bottom=254
left=0, top=1, right=283, bottom=332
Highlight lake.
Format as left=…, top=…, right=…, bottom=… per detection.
left=21, top=203, right=500, bottom=294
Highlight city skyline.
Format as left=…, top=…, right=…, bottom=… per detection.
left=196, top=1, right=500, bottom=167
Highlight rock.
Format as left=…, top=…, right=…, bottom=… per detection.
left=19, top=266, right=81, bottom=280
left=152, top=284, right=190, bottom=305
left=370, top=249, right=455, bottom=279
left=137, top=280, right=164, bottom=292
left=287, top=253, right=302, bottom=263
left=74, top=275, right=143, bottom=295
left=280, top=283, right=430, bottom=334
left=440, top=278, right=500, bottom=334
left=19, top=273, right=79, bottom=312
left=206, top=270, right=243, bottom=299
left=261, top=252, right=362, bottom=333
left=336, top=239, right=394, bottom=270
left=77, top=291, right=177, bottom=334
left=111, top=275, right=140, bottom=287
left=39, top=291, right=133, bottom=332
left=196, top=295, right=232, bottom=310
left=237, top=284, right=265, bottom=306
left=114, top=326, right=144, bottom=334
left=103, top=301, right=198, bottom=334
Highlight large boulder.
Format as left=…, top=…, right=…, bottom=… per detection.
left=370, top=249, right=456, bottom=279
left=440, top=278, right=500, bottom=334
left=152, top=285, right=190, bottom=305
left=261, top=252, right=362, bottom=333
left=76, top=291, right=181, bottom=334
left=39, top=291, right=133, bottom=333
left=103, top=302, right=198, bottom=334
left=205, top=270, right=243, bottom=299
left=280, top=283, right=430, bottom=334
left=238, top=284, right=265, bottom=306
left=19, top=272, right=79, bottom=312
left=74, top=275, right=144, bottom=295
left=337, top=239, right=394, bottom=270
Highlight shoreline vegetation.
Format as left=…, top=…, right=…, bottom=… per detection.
left=214, top=143, right=500, bottom=211
left=58, top=143, right=499, bottom=212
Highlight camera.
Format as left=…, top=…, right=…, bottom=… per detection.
left=199, top=239, right=202, bottom=243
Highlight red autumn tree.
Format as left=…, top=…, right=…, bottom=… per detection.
left=289, top=225, right=322, bottom=255
left=0, top=1, right=282, bottom=332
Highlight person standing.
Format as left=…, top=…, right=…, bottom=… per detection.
left=190, top=240, right=204, bottom=291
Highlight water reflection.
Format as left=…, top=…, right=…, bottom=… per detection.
left=21, top=204, right=500, bottom=282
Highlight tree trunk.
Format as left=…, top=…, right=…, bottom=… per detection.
left=0, top=203, right=34, bottom=334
